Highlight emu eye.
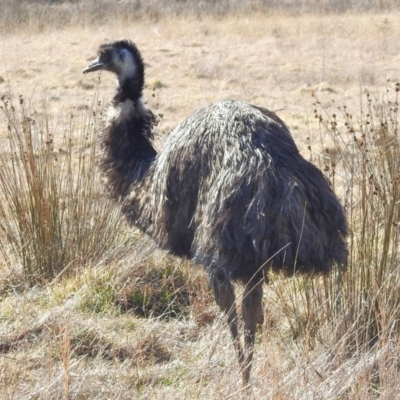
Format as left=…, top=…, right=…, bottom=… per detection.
left=119, top=50, right=126, bottom=62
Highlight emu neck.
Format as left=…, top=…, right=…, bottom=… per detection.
left=116, top=72, right=144, bottom=102
left=101, top=91, right=157, bottom=201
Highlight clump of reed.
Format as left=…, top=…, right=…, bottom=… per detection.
left=271, top=83, right=400, bottom=360
left=0, top=91, right=125, bottom=285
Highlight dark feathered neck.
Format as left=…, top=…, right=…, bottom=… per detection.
left=100, top=88, right=157, bottom=200
left=116, top=73, right=144, bottom=102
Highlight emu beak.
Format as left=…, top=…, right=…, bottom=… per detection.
left=83, top=58, right=105, bottom=74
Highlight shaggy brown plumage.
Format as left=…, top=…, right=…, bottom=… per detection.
left=84, top=39, right=348, bottom=385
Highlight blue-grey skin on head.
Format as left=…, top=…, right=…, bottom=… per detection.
left=84, top=40, right=145, bottom=99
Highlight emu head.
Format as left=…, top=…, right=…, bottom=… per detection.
left=83, top=40, right=145, bottom=96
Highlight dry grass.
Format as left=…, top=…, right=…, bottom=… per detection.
left=1, top=0, right=400, bottom=34
left=0, top=94, right=129, bottom=286
left=1, top=8, right=400, bottom=400
left=2, top=11, right=400, bottom=146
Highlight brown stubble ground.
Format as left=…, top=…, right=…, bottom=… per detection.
left=1, top=11, right=400, bottom=400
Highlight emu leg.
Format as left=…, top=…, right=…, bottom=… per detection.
left=210, top=274, right=244, bottom=366
left=241, top=280, right=263, bottom=384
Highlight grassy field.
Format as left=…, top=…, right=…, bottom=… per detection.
left=1, top=4, right=400, bottom=399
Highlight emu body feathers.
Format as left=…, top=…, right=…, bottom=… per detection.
left=148, top=99, right=347, bottom=282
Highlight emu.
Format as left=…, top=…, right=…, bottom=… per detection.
left=83, top=40, right=348, bottom=385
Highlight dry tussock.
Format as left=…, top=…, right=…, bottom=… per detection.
left=1, top=10, right=400, bottom=400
